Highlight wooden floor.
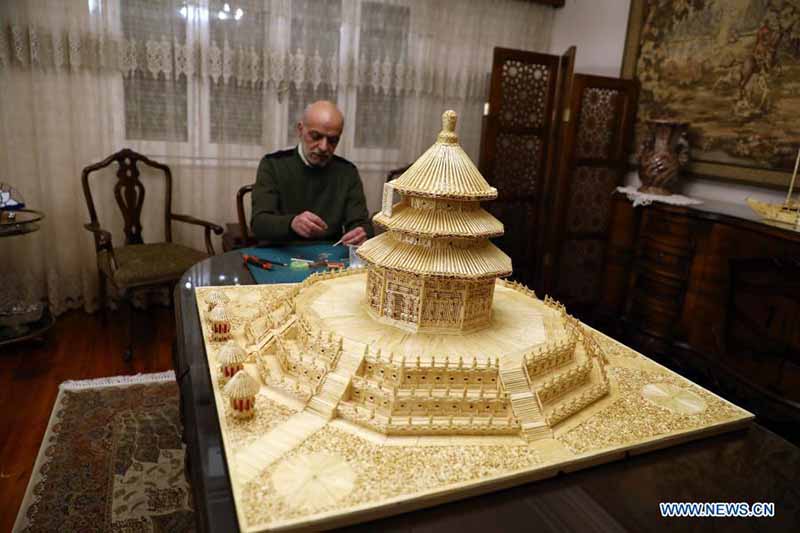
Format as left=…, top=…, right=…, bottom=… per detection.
left=0, top=307, right=176, bottom=533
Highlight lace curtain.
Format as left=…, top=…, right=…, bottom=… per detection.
left=0, top=0, right=553, bottom=315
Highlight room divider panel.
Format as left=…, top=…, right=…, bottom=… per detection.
left=480, top=47, right=639, bottom=317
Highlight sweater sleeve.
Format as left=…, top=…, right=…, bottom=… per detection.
left=342, top=168, right=375, bottom=238
left=251, top=156, right=296, bottom=242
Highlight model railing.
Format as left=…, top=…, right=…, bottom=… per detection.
left=337, top=402, right=521, bottom=436
left=545, top=381, right=609, bottom=427
left=536, top=359, right=593, bottom=405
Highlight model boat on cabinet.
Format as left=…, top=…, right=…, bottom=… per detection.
left=747, top=147, right=800, bottom=226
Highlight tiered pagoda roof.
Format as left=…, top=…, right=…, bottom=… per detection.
left=357, top=111, right=512, bottom=280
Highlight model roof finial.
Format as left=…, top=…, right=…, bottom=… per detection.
left=437, top=110, right=459, bottom=144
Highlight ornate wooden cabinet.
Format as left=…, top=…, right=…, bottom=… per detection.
left=600, top=195, right=800, bottom=355
left=599, top=194, right=800, bottom=438
left=479, top=47, right=639, bottom=308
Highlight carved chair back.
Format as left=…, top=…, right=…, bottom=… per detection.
left=81, top=148, right=173, bottom=251
left=236, top=183, right=255, bottom=245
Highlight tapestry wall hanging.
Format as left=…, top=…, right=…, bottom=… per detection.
left=623, top=0, right=800, bottom=187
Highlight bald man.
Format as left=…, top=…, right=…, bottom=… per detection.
left=251, top=101, right=373, bottom=245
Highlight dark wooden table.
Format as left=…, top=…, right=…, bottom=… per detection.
left=174, top=252, right=800, bottom=532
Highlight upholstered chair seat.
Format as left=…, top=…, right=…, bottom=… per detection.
left=99, top=243, right=209, bottom=289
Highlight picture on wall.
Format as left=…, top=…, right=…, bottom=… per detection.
left=623, top=0, right=800, bottom=186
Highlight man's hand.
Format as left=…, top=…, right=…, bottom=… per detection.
left=291, top=211, right=328, bottom=239
left=341, top=226, right=367, bottom=246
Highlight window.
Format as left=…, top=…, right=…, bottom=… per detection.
left=122, top=0, right=188, bottom=142
left=286, top=0, right=342, bottom=146
left=355, top=2, right=409, bottom=148
left=119, top=0, right=412, bottom=158
left=209, top=0, right=268, bottom=145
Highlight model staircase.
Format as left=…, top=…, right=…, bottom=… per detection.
left=335, top=348, right=365, bottom=373
left=306, top=348, right=365, bottom=420
left=306, top=374, right=349, bottom=419
left=499, top=352, right=551, bottom=441
left=234, top=411, right=326, bottom=484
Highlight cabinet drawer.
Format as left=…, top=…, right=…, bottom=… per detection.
left=628, top=292, right=680, bottom=336
left=639, top=239, right=692, bottom=280
left=641, top=211, right=694, bottom=250
left=630, top=277, right=684, bottom=310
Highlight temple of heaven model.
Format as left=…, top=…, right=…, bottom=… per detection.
left=195, top=110, right=752, bottom=533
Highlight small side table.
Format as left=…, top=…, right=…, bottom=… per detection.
left=0, top=209, right=55, bottom=346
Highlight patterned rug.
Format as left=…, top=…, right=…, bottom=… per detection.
left=13, top=372, right=195, bottom=533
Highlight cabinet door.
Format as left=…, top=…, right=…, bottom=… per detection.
left=479, top=47, right=567, bottom=289
left=545, top=74, right=639, bottom=314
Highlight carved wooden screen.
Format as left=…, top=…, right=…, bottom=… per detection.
left=545, top=74, right=639, bottom=313
left=479, top=47, right=563, bottom=288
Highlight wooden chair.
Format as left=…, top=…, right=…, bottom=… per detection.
left=82, top=148, right=223, bottom=360
left=237, top=183, right=256, bottom=248
left=221, top=184, right=255, bottom=251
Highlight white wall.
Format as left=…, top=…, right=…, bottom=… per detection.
left=551, top=0, right=786, bottom=206
left=549, top=0, right=630, bottom=78
left=623, top=172, right=786, bottom=205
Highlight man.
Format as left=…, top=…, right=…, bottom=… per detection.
left=251, top=100, right=373, bottom=245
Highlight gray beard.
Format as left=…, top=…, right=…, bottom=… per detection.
left=299, top=143, right=330, bottom=168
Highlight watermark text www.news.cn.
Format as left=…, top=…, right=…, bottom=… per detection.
left=659, top=502, right=775, bottom=518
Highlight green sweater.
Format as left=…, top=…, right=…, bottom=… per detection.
left=251, top=147, right=374, bottom=243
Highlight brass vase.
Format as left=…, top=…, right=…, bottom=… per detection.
left=637, top=119, right=690, bottom=196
